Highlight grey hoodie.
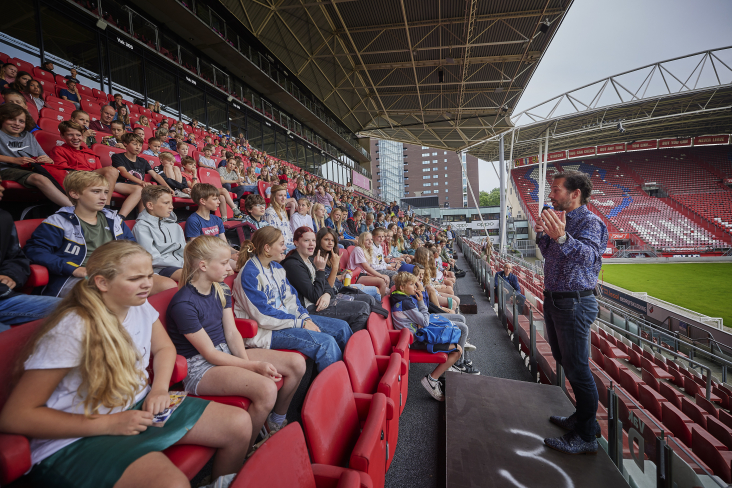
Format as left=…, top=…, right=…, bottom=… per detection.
left=133, top=210, right=185, bottom=270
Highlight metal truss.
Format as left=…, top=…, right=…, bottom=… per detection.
left=466, top=45, right=732, bottom=161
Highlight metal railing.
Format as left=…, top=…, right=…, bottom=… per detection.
left=457, top=236, right=729, bottom=488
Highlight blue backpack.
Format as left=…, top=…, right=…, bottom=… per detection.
left=413, top=314, right=461, bottom=354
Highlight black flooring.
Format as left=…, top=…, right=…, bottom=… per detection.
left=384, top=249, right=534, bottom=488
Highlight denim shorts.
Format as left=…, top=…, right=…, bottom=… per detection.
left=183, top=343, right=230, bottom=394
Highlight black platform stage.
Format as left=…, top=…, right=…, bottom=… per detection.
left=446, top=374, right=627, bottom=488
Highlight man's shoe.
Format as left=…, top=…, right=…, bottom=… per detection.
left=544, top=431, right=598, bottom=455
left=549, top=415, right=602, bottom=438
left=421, top=375, right=445, bottom=401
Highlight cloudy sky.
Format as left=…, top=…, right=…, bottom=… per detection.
left=478, top=0, right=732, bottom=193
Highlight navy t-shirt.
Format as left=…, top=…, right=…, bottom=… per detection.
left=185, top=212, right=225, bottom=238
left=111, top=153, right=152, bottom=184
left=167, top=282, right=232, bottom=359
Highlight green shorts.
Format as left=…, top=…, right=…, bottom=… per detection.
left=26, top=395, right=210, bottom=488
left=0, top=167, right=34, bottom=187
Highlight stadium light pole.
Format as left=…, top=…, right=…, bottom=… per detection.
left=499, top=133, right=507, bottom=254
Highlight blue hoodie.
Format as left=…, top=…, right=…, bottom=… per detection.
left=24, top=207, right=136, bottom=296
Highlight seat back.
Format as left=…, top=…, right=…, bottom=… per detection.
left=92, top=144, right=125, bottom=168
left=34, top=130, right=65, bottom=156
left=343, top=330, right=379, bottom=395
left=641, top=368, right=660, bottom=392
left=638, top=384, right=664, bottom=420
left=197, top=167, right=229, bottom=218
left=14, top=219, right=44, bottom=247
left=618, top=368, right=641, bottom=400
left=231, top=423, right=316, bottom=488
left=301, top=362, right=361, bottom=468
left=661, top=402, right=694, bottom=446
left=147, top=288, right=178, bottom=330
left=367, top=314, right=392, bottom=357
left=695, top=393, right=719, bottom=419
left=681, top=396, right=709, bottom=429
left=0, top=320, right=44, bottom=409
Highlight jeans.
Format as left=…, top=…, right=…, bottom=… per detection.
left=348, top=283, right=381, bottom=300
left=308, top=295, right=371, bottom=333
left=544, top=294, right=599, bottom=441
left=269, top=314, right=352, bottom=372
left=222, top=183, right=247, bottom=200
left=0, top=293, right=62, bottom=332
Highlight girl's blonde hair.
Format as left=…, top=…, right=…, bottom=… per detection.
left=179, top=236, right=230, bottom=307
left=413, top=247, right=436, bottom=283
left=311, top=203, right=326, bottom=229
left=269, top=184, right=288, bottom=221
left=356, top=232, right=374, bottom=263
left=25, top=241, right=151, bottom=415
left=236, top=226, right=283, bottom=269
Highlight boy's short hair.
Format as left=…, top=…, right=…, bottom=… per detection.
left=244, top=194, right=265, bottom=211
left=155, top=129, right=168, bottom=138
left=64, top=171, right=108, bottom=205
left=110, top=120, right=125, bottom=129
left=0, top=103, right=35, bottom=132
left=181, top=156, right=196, bottom=167
left=191, top=183, right=220, bottom=205
left=121, top=132, right=143, bottom=145
left=411, top=263, right=425, bottom=274
left=372, top=227, right=386, bottom=236
left=141, top=185, right=172, bottom=207
left=159, top=152, right=175, bottom=163
left=394, top=271, right=418, bottom=291
left=70, top=109, right=88, bottom=121
left=58, top=120, right=84, bottom=136
left=148, top=136, right=160, bottom=145
left=203, top=144, right=214, bottom=152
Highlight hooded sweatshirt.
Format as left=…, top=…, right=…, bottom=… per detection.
left=389, top=291, right=429, bottom=334
left=133, top=210, right=185, bottom=271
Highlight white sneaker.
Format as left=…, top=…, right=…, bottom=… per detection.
left=464, top=341, right=477, bottom=352
left=421, top=375, right=445, bottom=401
left=447, top=365, right=462, bottom=373
left=203, top=473, right=236, bottom=488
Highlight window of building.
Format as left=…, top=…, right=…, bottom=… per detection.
left=423, top=191, right=431, bottom=194
left=445, top=189, right=448, bottom=192
left=422, top=160, right=430, bottom=165
left=422, top=146, right=429, bottom=149
left=445, top=166, right=448, bottom=170
left=422, top=153, right=430, bottom=157
left=423, top=168, right=430, bottom=172
left=422, top=175, right=431, bottom=180
left=432, top=152, right=437, bottom=156
left=432, top=159, right=437, bottom=163
left=444, top=151, right=447, bottom=154
left=445, top=174, right=448, bottom=177
left=433, top=175, right=438, bottom=178
left=445, top=196, right=449, bottom=200
left=433, top=190, right=439, bottom=193
left=424, top=183, right=431, bottom=187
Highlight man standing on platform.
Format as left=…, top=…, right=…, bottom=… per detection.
left=535, top=170, right=608, bottom=455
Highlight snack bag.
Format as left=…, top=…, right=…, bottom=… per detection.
left=152, top=391, right=188, bottom=427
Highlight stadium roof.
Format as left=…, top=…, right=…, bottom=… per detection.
left=466, top=46, right=732, bottom=162
left=219, top=0, right=573, bottom=151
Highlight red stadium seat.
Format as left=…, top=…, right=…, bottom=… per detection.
left=32, top=67, right=55, bottom=84
left=662, top=402, right=697, bottom=447
left=34, top=130, right=66, bottom=156
left=231, top=423, right=371, bottom=488
left=641, top=368, right=661, bottom=392
left=80, top=99, right=101, bottom=114
left=301, top=362, right=387, bottom=488
left=366, top=316, right=409, bottom=413
left=681, top=396, right=710, bottom=429
left=637, top=383, right=667, bottom=420
left=642, top=357, right=673, bottom=380
left=92, top=143, right=125, bottom=168
left=708, top=416, right=732, bottom=451
left=8, top=57, right=33, bottom=74
left=343, top=331, right=401, bottom=470
left=692, top=427, right=732, bottom=483
left=38, top=118, right=60, bottom=133
left=198, top=167, right=233, bottom=220
left=44, top=95, right=76, bottom=114
left=39, top=107, right=67, bottom=122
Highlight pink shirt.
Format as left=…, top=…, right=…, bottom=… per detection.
left=347, top=246, right=368, bottom=270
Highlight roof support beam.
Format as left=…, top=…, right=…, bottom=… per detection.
left=315, top=41, right=539, bottom=58
left=354, top=52, right=539, bottom=70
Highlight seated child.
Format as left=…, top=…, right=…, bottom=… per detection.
left=289, top=198, right=314, bottom=233
left=153, top=152, right=190, bottom=197
left=389, top=271, right=463, bottom=402
left=185, top=183, right=238, bottom=268
left=0, top=240, right=250, bottom=488
left=111, top=133, right=172, bottom=213
left=142, top=136, right=162, bottom=157
left=133, top=186, right=186, bottom=282
left=241, top=194, right=270, bottom=230
left=24, top=171, right=176, bottom=297
left=198, top=144, right=217, bottom=168
left=167, top=236, right=306, bottom=450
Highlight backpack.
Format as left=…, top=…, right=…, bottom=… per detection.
left=413, top=314, right=461, bottom=354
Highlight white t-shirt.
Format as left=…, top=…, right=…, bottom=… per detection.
left=290, top=212, right=314, bottom=233
left=24, top=302, right=159, bottom=465
left=371, top=244, right=387, bottom=270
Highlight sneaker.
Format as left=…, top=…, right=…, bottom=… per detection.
left=450, top=363, right=466, bottom=373
left=464, top=341, right=477, bottom=352
left=421, top=375, right=445, bottom=401
left=544, top=431, right=598, bottom=455
left=462, top=362, right=480, bottom=375
left=231, top=211, right=244, bottom=221
left=549, top=415, right=602, bottom=438
left=202, top=473, right=237, bottom=488
left=266, top=418, right=287, bottom=436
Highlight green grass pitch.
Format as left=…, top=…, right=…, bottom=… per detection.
left=600, top=263, right=732, bottom=327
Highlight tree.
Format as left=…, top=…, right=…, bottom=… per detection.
left=479, top=188, right=501, bottom=207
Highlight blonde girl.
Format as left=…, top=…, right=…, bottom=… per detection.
left=0, top=241, right=250, bottom=488
left=346, top=232, right=389, bottom=296
left=413, top=247, right=460, bottom=311
left=311, top=203, right=326, bottom=232
left=264, top=184, right=295, bottom=251
left=167, top=236, right=306, bottom=451
left=138, top=115, right=150, bottom=128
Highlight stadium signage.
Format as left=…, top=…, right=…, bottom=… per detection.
left=694, top=134, right=730, bottom=146
left=567, top=146, right=596, bottom=158
left=597, top=143, right=625, bottom=155
left=600, top=286, right=648, bottom=315
left=609, top=233, right=631, bottom=240
left=627, top=140, right=658, bottom=152
left=658, top=137, right=691, bottom=149
left=547, top=151, right=567, bottom=161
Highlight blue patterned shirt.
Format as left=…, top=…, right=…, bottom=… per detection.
left=537, top=205, right=608, bottom=292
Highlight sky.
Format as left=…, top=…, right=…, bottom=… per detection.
left=478, top=0, right=732, bottom=193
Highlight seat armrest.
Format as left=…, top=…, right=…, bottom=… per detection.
left=376, top=354, right=402, bottom=400
left=21, top=264, right=49, bottom=293
left=336, top=469, right=363, bottom=488
left=353, top=392, right=374, bottom=422
left=349, top=392, right=387, bottom=475
left=0, top=433, right=31, bottom=485
left=312, top=465, right=371, bottom=488
left=234, top=319, right=258, bottom=338
left=170, top=355, right=188, bottom=385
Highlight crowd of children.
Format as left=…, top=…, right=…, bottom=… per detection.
left=0, top=95, right=475, bottom=487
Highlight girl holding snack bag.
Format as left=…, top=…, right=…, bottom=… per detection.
left=0, top=241, right=250, bottom=488
left=167, top=236, right=306, bottom=452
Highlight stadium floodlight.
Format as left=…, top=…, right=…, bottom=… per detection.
left=617, top=122, right=626, bottom=134
left=539, top=20, right=550, bottom=34
left=96, top=19, right=108, bottom=30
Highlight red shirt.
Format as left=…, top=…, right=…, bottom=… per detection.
left=89, top=120, right=113, bottom=134
left=50, top=143, right=102, bottom=172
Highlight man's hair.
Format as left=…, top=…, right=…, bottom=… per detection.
left=394, top=271, right=418, bottom=291
left=244, top=194, right=265, bottom=211
left=181, top=156, right=196, bottom=167
left=148, top=137, right=160, bottom=145
left=121, top=132, right=143, bottom=145
left=64, top=170, right=108, bottom=205
left=101, top=105, right=116, bottom=115
left=58, top=120, right=85, bottom=136
left=553, top=170, right=593, bottom=205
left=113, top=93, right=122, bottom=99
left=0, top=103, right=35, bottom=132
left=159, top=152, right=175, bottom=163
left=110, top=120, right=125, bottom=129
left=191, top=183, right=220, bottom=205
left=141, top=185, right=172, bottom=207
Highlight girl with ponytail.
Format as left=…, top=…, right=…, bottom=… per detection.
left=0, top=240, right=250, bottom=488
left=167, top=236, right=306, bottom=451
left=264, top=184, right=296, bottom=251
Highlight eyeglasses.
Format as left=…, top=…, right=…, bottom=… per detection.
left=253, top=204, right=266, bottom=209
